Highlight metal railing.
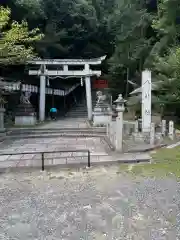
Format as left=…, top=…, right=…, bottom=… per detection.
left=0, top=149, right=91, bottom=171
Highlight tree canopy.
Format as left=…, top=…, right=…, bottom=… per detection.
left=1, top=0, right=180, bottom=117
left=0, top=6, right=43, bottom=65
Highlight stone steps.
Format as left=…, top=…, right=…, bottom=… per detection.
left=66, top=113, right=88, bottom=118
left=7, top=127, right=106, bottom=134
left=5, top=133, right=106, bottom=139
left=65, top=93, right=96, bottom=118
left=5, top=127, right=107, bottom=139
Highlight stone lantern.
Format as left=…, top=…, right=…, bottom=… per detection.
left=114, top=94, right=126, bottom=116
left=113, top=94, right=126, bottom=152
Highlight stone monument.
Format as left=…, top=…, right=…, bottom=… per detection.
left=168, top=120, right=174, bottom=140
left=15, top=92, right=37, bottom=126
left=93, top=91, right=112, bottom=126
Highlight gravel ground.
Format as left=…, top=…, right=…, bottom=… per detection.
left=0, top=166, right=179, bottom=240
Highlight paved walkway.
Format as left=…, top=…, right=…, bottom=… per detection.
left=0, top=167, right=178, bottom=239
left=39, top=118, right=88, bottom=129
left=0, top=117, right=150, bottom=169
left=0, top=135, right=150, bottom=169
left=0, top=135, right=111, bottom=168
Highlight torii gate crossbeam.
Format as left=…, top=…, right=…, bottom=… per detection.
left=28, top=56, right=106, bottom=121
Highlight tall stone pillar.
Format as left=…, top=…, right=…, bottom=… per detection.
left=142, top=69, right=151, bottom=133
left=39, top=75, right=46, bottom=121
left=114, top=94, right=126, bottom=152
left=84, top=63, right=92, bottom=121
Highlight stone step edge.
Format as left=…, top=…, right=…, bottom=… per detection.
left=7, top=127, right=106, bottom=131
left=0, top=153, right=110, bottom=159
left=6, top=132, right=106, bottom=136
left=124, top=143, right=167, bottom=153
left=0, top=156, right=151, bottom=173
left=4, top=134, right=106, bottom=139
left=7, top=130, right=106, bottom=135
left=0, top=153, right=151, bottom=160
left=6, top=129, right=106, bottom=133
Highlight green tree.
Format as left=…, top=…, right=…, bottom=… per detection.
left=14, top=0, right=45, bottom=20
left=108, top=0, right=152, bottom=96
left=147, top=0, right=180, bottom=116
left=12, top=0, right=115, bottom=59
left=0, top=6, right=43, bottom=65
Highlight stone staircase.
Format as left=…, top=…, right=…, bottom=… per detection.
left=6, top=127, right=107, bottom=139
left=65, top=101, right=88, bottom=118
left=65, top=91, right=97, bottom=118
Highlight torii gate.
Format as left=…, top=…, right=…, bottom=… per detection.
left=28, top=56, right=106, bottom=121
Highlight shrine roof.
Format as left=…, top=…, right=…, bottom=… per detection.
left=129, top=83, right=158, bottom=95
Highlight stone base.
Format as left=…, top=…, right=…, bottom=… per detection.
left=15, top=116, right=37, bottom=126
left=132, top=132, right=148, bottom=143
left=0, top=129, right=5, bottom=133
left=0, top=129, right=6, bottom=139
left=93, top=114, right=112, bottom=126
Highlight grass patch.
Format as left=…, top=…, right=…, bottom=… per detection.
left=119, top=147, right=180, bottom=178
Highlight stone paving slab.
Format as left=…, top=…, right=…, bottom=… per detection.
left=0, top=153, right=150, bottom=170
left=0, top=136, right=114, bottom=169
left=6, top=133, right=105, bottom=140
left=38, top=118, right=88, bottom=129
left=0, top=167, right=178, bottom=239
left=0, top=136, right=110, bottom=151
left=0, top=134, right=151, bottom=170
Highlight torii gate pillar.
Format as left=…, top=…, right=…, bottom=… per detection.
left=40, top=75, right=46, bottom=122
left=85, top=76, right=92, bottom=120
left=84, top=63, right=93, bottom=120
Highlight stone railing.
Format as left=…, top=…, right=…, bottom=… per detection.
left=107, top=118, right=175, bottom=150
left=94, top=93, right=176, bottom=151
left=107, top=120, right=138, bottom=147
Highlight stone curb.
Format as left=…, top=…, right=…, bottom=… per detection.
left=6, top=127, right=106, bottom=131
left=125, top=143, right=167, bottom=153
left=0, top=156, right=151, bottom=173
left=103, top=137, right=167, bottom=153
left=4, top=134, right=106, bottom=140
